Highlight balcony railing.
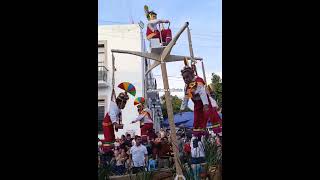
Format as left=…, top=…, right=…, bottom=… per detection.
left=98, top=66, right=108, bottom=82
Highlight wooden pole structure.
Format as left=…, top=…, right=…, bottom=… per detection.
left=111, top=22, right=190, bottom=178
left=160, top=58, right=183, bottom=176
left=187, top=26, right=207, bottom=84
left=201, top=59, right=207, bottom=84
left=187, top=27, right=194, bottom=59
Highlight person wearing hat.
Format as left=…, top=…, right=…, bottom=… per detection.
left=144, top=5, right=171, bottom=45
left=180, top=58, right=220, bottom=137
left=101, top=92, right=129, bottom=153
left=131, top=97, right=154, bottom=143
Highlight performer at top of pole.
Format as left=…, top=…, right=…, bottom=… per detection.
left=180, top=58, right=222, bottom=138
left=131, top=97, right=154, bottom=143
left=144, top=5, right=172, bottom=46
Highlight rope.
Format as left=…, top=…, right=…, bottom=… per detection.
left=111, top=53, right=116, bottom=102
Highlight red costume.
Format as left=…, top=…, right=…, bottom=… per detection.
left=132, top=97, right=154, bottom=142
left=101, top=91, right=129, bottom=152
left=101, top=101, right=120, bottom=152
left=181, top=63, right=222, bottom=137
left=146, top=25, right=172, bottom=44
left=138, top=108, right=154, bottom=142
left=207, top=85, right=223, bottom=135
left=144, top=6, right=172, bottom=45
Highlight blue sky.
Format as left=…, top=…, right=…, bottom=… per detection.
left=99, top=0, right=222, bottom=97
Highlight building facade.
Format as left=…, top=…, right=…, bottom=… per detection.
left=98, top=24, right=162, bottom=139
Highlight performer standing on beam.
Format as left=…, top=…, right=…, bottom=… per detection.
left=131, top=97, right=154, bottom=143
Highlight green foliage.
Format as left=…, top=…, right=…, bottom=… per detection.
left=181, top=163, right=196, bottom=180
left=211, top=73, right=222, bottom=108
left=129, top=170, right=154, bottom=180
left=161, top=95, right=192, bottom=119
left=179, top=138, right=222, bottom=180
left=203, top=138, right=222, bottom=166
left=98, top=163, right=112, bottom=180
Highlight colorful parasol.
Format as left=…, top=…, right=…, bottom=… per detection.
left=118, top=82, right=136, bottom=97
left=134, top=97, right=145, bottom=105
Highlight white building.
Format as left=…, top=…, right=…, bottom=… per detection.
left=98, top=24, right=162, bottom=139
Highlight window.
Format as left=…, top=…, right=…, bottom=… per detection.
left=98, top=106, right=105, bottom=134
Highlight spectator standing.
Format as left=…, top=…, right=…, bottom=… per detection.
left=129, top=136, right=148, bottom=174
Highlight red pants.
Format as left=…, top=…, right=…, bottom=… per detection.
left=192, top=100, right=208, bottom=137
left=141, top=123, right=153, bottom=142
left=193, top=100, right=209, bottom=129
left=102, top=113, right=115, bottom=152
left=193, top=99, right=224, bottom=136
left=208, top=107, right=222, bottom=134
left=146, top=27, right=172, bottom=44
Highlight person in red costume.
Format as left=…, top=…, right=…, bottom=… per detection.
left=144, top=5, right=171, bottom=45
left=180, top=59, right=222, bottom=137
left=207, top=84, right=222, bottom=136
left=131, top=97, right=154, bottom=143
left=101, top=92, right=129, bottom=153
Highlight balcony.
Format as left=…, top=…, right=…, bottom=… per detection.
left=98, top=66, right=108, bottom=87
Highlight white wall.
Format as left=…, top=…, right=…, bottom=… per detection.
left=98, top=24, right=144, bottom=138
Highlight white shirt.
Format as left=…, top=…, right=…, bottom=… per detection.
left=190, top=137, right=205, bottom=158
left=209, top=96, right=218, bottom=108
left=114, top=141, right=120, bottom=148
left=147, top=19, right=168, bottom=32
left=129, top=144, right=148, bottom=167
left=180, top=80, right=209, bottom=110
left=133, top=108, right=153, bottom=124
left=108, top=101, right=121, bottom=124
left=160, top=131, right=165, bottom=138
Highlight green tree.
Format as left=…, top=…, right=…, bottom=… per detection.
left=160, top=95, right=192, bottom=119
left=210, top=73, right=222, bottom=108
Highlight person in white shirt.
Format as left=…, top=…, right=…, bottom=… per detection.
left=101, top=92, right=129, bottom=153
left=180, top=59, right=223, bottom=138
left=207, top=84, right=223, bottom=137
left=129, top=136, right=148, bottom=174
left=180, top=59, right=212, bottom=137
left=159, top=128, right=165, bottom=138
left=190, top=136, right=206, bottom=180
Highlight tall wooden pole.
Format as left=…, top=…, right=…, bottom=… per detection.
left=160, top=61, right=183, bottom=176
left=201, top=60, right=207, bottom=84
left=111, top=22, right=190, bottom=178
left=187, top=27, right=194, bottom=59
left=188, top=27, right=207, bottom=84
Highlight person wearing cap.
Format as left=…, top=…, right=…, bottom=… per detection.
left=144, top=6, right=171, bottom=45
left=180, top=58, right=220, bottom=137
left=101, top=92, right=129, bottom=153
left=131, top=97, right=154, bottom=143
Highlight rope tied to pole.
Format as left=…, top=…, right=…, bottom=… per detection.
left=111, top=53, right=116, bottom=102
